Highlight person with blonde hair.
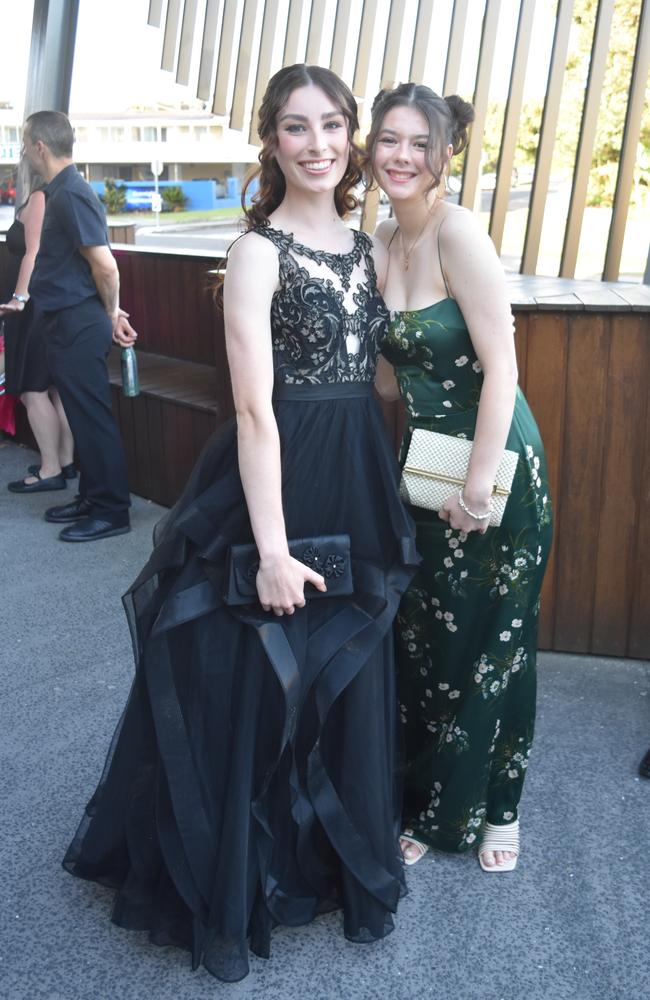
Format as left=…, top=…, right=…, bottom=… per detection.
left=1, top=154, right=75, bottom=491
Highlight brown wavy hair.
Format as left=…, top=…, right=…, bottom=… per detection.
left=242, top=64, right=363, bottom=230
left=365, top=83, right=474, bottom=193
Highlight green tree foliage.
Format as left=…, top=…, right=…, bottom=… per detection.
left=479, top=0, right=648, bottom=207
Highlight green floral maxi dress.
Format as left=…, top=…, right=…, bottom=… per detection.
left=382, top=300, right=553, bottom=852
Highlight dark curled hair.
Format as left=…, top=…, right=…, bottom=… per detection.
left=365, top=84, right=474, bottom=192
left=242, top=64, right=363, bottom=230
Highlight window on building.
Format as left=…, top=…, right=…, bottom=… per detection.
left=5, top=126, right=18, bottom=143
left=142, top=126, right=167, bottom=142
left=110, top=127, right=125, bottom=142
left=195, top=126, right=208, bottom=139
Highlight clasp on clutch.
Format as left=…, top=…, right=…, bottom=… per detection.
left=401, top=465, right=511, bottom=498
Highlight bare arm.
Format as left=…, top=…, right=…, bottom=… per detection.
left=79, top=244, right=137, bottom=346
left=0, top=192, right=45, bottom=315
left=440, top=210, right=518, bottom=532
left=224, top=234, right=325, bottom=614
left=375, top=355, right=401, bottom=401
left=368, top=231, right=401, bottom=401
left=367, top=232, right=389, bottom=293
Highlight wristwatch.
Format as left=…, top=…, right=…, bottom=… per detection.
left=12, top=293, right=28, bottom=303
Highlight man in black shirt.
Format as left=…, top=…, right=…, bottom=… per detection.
left=23, top=111, right=133, bottom=541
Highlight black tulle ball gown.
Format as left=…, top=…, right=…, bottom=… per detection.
left=63, top=225, right=418, bottom=982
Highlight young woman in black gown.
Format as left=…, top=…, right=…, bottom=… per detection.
left=63, top=65, right=418, bottom=982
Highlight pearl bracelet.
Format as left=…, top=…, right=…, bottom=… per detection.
left=457, top=488, right=492, bottom=521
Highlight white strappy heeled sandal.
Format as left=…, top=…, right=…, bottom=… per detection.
left=400, top=829, right=429, bottom=866
left=478, top=819, right=520, bottom=872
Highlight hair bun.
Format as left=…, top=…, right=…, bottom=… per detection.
left=371, top=89, right=390, bottom=114
left=444, top=95, right=475, bottom=155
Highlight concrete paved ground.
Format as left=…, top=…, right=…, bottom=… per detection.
left=1, top=438, right=648, bottom=1000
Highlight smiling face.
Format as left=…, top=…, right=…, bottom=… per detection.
left=273, top=84, right=350, bottom=196
left=372, top=104, right=451, bottom=203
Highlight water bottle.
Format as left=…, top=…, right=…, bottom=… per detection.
left=121, top=346, right=140, bottom=397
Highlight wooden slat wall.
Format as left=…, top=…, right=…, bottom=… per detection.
left=109, top=246, right=650, bottom=659
left=113, top=248, right=221, bottom=366
left=2, top=240, right=649, bottom=659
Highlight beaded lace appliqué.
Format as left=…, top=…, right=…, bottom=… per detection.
left=254, top=226, right=389, bottom=385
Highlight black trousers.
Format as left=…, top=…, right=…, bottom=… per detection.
left=43, top=297, right=130, bottom=522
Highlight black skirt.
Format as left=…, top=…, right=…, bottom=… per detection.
left=63, top=382, right=418, bottom=982
left=3, top=301, right=51, bottom=395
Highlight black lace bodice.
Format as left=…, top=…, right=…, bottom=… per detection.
left=254, top=225, right=388, bottom=385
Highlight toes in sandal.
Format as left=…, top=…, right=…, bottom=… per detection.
left=478, top=819, right=520, bottom=872
left=400, top=830, right=429, bottom=866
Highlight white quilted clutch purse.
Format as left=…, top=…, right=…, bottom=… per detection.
left=400, top=428, right=519, bottom=527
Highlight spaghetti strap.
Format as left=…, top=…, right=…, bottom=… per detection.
left=436, top=218, right=452, bottom=298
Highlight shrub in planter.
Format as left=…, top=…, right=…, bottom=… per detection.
left=161, top=185, right=187, bottom=212
left=101, top=178, right=127, bottom=214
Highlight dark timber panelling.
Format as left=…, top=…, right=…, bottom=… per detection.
left=4, top=240, right=650, bottom=658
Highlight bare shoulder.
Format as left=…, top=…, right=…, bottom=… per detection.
left=375, top=217, right=399, bottom=247
left=225, top=230, right=279, bottom=296
left=22, top=189, right=46, bottom=217
left=438, top=203, right=482, bottom=243
left=365, top=231, right=388, bottom=263
left=226, top=228, right=278, bottom=268
left=438, top=204, right=499, bottom=267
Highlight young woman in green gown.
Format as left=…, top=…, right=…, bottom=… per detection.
left=368, top=84, right=553, bottom=871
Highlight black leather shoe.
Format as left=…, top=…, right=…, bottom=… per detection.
left=8, top=471, right=67, bottom=493
left=45, top=498, right=93, bottom=522
left=29, top=462, right=77, bottom=480
left=59, top=517, right=131, bottom=543
left=639, top=748, right=650, bottom=779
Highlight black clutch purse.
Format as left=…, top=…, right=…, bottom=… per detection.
left=224, top=534, right=353, bottom=606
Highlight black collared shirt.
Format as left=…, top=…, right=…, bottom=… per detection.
left=30, top=164, right=109, bottom=310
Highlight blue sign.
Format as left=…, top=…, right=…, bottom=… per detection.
left=124, top=186, right=156, bottom=209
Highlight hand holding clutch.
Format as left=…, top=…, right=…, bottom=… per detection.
left=225, top=535, right=353, bottom=608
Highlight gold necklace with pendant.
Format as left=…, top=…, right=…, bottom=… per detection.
left=398, top=203, right=437, bottom=271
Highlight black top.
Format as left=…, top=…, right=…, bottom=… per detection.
left=29, top=164, right=109, bottom=310
left=253, top=225, right=389, bottom=385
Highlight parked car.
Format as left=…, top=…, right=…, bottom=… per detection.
left=0, top=178, right=16, bottom=205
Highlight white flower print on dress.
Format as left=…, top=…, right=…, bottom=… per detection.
left=455, top=355, right=469, bottom=367
left=459, top=804, right=487, bottom=849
